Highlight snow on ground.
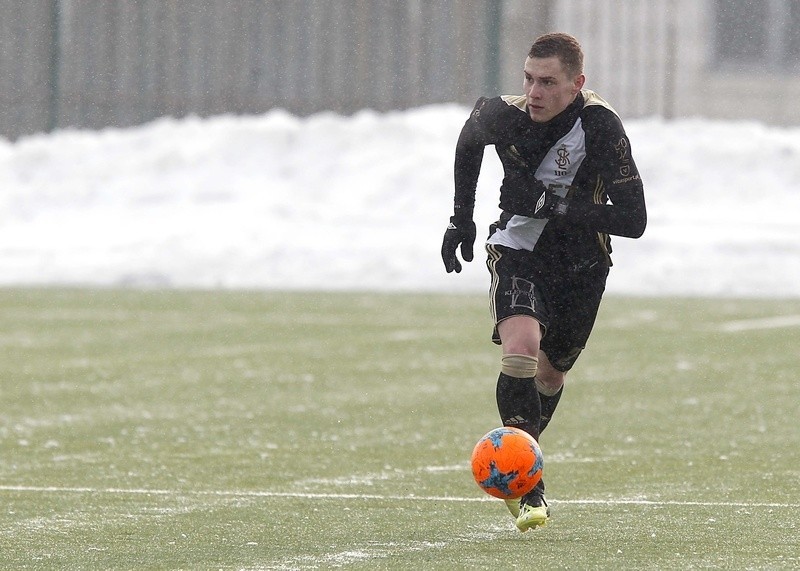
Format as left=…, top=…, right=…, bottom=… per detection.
left=1, top=105, right=799, bottom=297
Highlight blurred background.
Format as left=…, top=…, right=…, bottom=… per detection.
left=2, top=0, right=799, bottom=141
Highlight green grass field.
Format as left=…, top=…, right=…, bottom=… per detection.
left=1, top=288, right=798, bottom=570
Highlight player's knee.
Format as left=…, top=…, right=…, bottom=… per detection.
left=535, top=363, right=565, bottom=395
left=535, top=375, right=563, bottom=396
left=501, top=353, right=538, bottom=379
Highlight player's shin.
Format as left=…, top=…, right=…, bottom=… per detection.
left=496, top=366, right=541, bottom=440
left=536, top=380, right=563, bottom=435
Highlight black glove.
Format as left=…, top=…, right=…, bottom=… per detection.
left=500, top=175, right=571, bottom=219
left=528, top=187, right=571, bottom=219
left=441, top=217, right=476, bottom=273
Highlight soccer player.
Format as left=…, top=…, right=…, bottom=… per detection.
left=441, top=33, right=646, bottom=531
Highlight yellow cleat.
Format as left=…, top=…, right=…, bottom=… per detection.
left=515, top=495, right=550, bottom=532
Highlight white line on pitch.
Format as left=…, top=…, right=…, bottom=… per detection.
left=718, top=314, right=800, bottom=332
left=0, top=485, right=797, bottom=509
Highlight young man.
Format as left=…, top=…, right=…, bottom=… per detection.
left=441, top=33, right=646, bottom=532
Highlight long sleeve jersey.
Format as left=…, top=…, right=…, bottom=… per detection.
left=453, top=89, right=646, bottom=267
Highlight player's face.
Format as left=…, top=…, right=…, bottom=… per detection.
left=523, top=56, right=585, bottom=123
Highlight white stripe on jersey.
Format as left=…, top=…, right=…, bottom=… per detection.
left=488, top=116, right=587, bottom=251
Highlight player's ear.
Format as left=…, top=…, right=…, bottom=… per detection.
left=573, top=74, right=586, bottom=93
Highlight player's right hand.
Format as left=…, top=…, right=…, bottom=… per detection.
left=441, top=217, right=476, bottom=273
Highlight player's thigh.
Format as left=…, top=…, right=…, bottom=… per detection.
left=540, top=264, right=608, bottom=372
left=496, top=314, right=542, bottom=355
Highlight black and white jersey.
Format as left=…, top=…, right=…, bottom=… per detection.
left=453, top=89, right=646, bottom=267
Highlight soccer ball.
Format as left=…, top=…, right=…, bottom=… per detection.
left=470, top=426, right=543, bottom=499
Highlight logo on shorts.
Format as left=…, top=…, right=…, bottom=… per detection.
left=506, top=276, right=536, bottom=311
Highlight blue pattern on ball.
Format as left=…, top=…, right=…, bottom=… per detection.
left=529, top=442, right=544, bottom=476
left=479, top=460, right=518, bottom=496
left=487, top=427, right=514, bottom=449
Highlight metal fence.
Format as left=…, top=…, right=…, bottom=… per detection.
left=553, top=0, right=684, bottom=119
left=0, top=0, right=508, bottom=140
left=5, top=1, right=787, bottom=140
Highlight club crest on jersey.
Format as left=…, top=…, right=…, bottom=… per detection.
left=614, top=137, right=629, bottom=160
left=615, top=137, right=632, bottom=178
left=554, top=145, right=570, bottom=176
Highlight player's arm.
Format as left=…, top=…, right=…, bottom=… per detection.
left=452, top=99, right=491, bottom=222
left=442, top=99, right=491, bottom=273
left=561, top=110, right=647, bottom=238
left=564, top=169, right=646, bottom=238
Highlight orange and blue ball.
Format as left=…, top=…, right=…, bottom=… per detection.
left=470, top=426, right=544, bottom=499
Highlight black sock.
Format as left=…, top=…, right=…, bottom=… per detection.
left=538, top=385, right=563, bottom=435
left=496, top=372, right=541, bottom=440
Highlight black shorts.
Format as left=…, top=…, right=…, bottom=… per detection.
left=486, top=244, right=609, bottom=372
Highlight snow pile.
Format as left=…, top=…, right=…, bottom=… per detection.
left=1, top=106, right=798, bottom=297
